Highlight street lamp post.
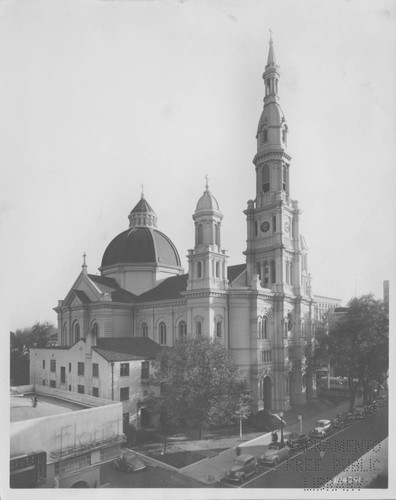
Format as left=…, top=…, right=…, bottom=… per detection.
left=280, top=412, right=284, bottom=445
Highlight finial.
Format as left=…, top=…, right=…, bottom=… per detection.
left=140, top=183, right=145, bottom=199
left=269, top=28, right=274, bottom=43
left=205, top=174, right=209, bottom=191
left=82, top=252, right=87, bottom=274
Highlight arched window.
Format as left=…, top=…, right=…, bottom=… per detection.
left=215, top=224, right=220, bottom=246
left=216, top=322, right=222, bottom=338
left=282, top=126, right=288, bottom=144
left=92, top=323, right=99, bottom=336
left=263, top=129, right=268, bottom=143
left=271, top=260, right=276, bottom=283
left=196, top=321, right=202, bottom=335
left=178, top=321, right=187, bottom=338
left=256, top=262, right=261, bottom=280
left=301, top=322, right=306, bottom=338
left=197, top=261, right=202, bottom=278
left=257, top=319, right=262, bottom=339
left=263, top=318, right=267, bottom=339
left=197, top=224, right=203, bottom=245
left=262, top=165, right=270, bottom=193
left=62, top=323, right=68, bottom=345
left=215, top=261, right=220, bottom=278
left=74, top=323, right=80, bottom=343
left=159, top=322, right=166, bottom=345
left=142, top=322, right=148, bottom=338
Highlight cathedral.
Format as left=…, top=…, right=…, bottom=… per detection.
left=36, top=36, right=316, bottom=422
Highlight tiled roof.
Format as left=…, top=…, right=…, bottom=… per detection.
left=88, top=274, right=120, bottom=292
left=137, top=274, right=188, bottom=302
left=227, top=263, right=246, bottom=282
left=72, top=289, right=91, bottom=304
left=95, top=337, right=162, bottom=360
left=111, top=288, right=138, bottom=303
left=93, top=348, right=144, bottom=362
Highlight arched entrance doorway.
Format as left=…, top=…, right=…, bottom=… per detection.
left=71, top=481, right=89, bottom=488
left=263, top=376, right=272, bottom=411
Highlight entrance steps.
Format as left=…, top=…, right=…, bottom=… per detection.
left=278, top=398, right=336, bottom=427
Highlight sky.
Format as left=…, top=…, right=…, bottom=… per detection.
left=1, top=0, right=395, bottom=332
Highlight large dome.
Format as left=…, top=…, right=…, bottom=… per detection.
left=101, top=226, right=181, bottom=268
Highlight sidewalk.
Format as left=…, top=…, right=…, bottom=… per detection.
left=177, top=396, right=363, bottom=485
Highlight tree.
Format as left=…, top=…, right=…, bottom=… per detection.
left=10, top=322, right=58, bottom=385
left=313, top=295, right=388, bottom=411
left=151, top=335, right=252, bottom=439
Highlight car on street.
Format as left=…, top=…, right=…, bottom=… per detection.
left=286, top=433, right=310, bottom=452
left=112, top=451, right=147, bottom=472
left=332, top=412, right=355, bottom=429
left=354, top=406, right=369, bottom=419
left=310, top=419, right=333, bottom=438
left=259, top=442, right=290, bottom=465
left=367, top=400, right=378, bottom=411
left=225, top=454, right=258, bottom=483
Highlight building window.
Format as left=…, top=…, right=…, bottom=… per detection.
left=282, top=127, right=287, bottom=144
left=92, top=387, right=99, bottom=397
left=254, top=221, right=258, bottom=236
left=77, top=384, right=85, bottom=394
left=60, top=366, right=66, bottom=384
left=141, top=322, right=148, bottom=338
left=288, top=348, right=293, bottom=360
left=42, top=380, right=46, bottom=386
left=263, top=318, right=267, bottom=339
left=262, top=165, right=270, bottom=193
left=50, top=380, right=56, bottom=388
left=68, top=385, right=71, bottom=391
left=197, top=261, right=202, bottom=278
left=196, top=321, right=202, bottom=335
left=77, top=362, right=84, bottom=376
left=256, top=262, right=261, bottom=280
left=263, top=128, right=268, bottom=143
left=282, top=163, right=287, bottom=191
left=272, top=215, right=276, bottom=233
left=216, top=322, right=222, bottom=338
left=264, top=261, right=269, bottom=285
left=197, top=224, right=203, bottom=245
left=259, top=380, right=263, bottom=399
left=284, top=322, right=288, bottom=337
left=215, top=223, right=220, bottom=246
left=159, top=322, right=167, bottom=344
left=92, top=363, right=99, bottom=377
left=50, top=360, right=56, bottom=372
left=62, top=323, right=67, bottom=345
left=179, top=321, right=187, bottom=338
left=72, top=322, right=80, bottom=343
left=92, top=323, right=99, bottom=336
left=215, top=261, right=220, bottom=278
left=42, top=360, right=45, bottom=369
left=120, top=363, right=130, bottom=377
left=141, top=361, right=150, bottom=379
left=120, top=387, right=129, bottom=401
left=301, top=322, right=306, bottom=338
left=271, top=260, right=276, bottom=283
left=68, top=363, right=71, bottom=372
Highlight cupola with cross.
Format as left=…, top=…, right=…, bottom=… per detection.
left=187, top=177, right=228, bottom=291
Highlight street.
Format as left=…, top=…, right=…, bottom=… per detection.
left=220, top=406, right=388, bottom=489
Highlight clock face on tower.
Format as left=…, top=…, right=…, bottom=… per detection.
left=261, top=221, right=270, bottom=233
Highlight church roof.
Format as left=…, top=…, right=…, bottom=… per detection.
left=72, top=289, right=91, bottom=304
left=94, top=337, right=162, bottom=361
left=130, top=197, right=155, bottom=214
left=227, top=263, right=246, bottom=282
left=101, top=227, right=181, bottom=269
left=137, top=274, right=189, bottom=302
left=88, top=274, right=120, bottom=291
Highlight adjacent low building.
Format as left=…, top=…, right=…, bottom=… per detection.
left=10, top=385, right=125, bottom=488
left=313, top=295, right=342, bottom=322
left=29, top=336, right=162, bottom=430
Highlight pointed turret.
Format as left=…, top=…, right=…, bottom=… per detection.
left=128, top=188, right=158, bottom=228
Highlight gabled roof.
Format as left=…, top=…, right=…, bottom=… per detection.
left=227, top=263, right=246, bottom=283
left=137, top=274, right=188, bottom=302
left=111, top=288, right=138, bottom=303
left=88, top=274, right=120, bottom=292
left=95, top=337, right=162, bottom=361
left=72, top=289, right=91, bottom=304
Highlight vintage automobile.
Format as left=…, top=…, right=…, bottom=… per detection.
left=310, top=419, right=333, bottom=438
left=225, top=454, right=258, bottom=483
left=285, top=433, right=310, bottom=452
left=354, top=406, right=370, bottom=419
left=112, top=451, right=147, bottom=472
left=332, top=412, right=355, bottom=429
left=259, top=442, right=290, bottom=465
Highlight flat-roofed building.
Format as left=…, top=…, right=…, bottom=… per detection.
left=313, top=295, right=342, bottom=322
left=10, top=385, right=125, bottom=488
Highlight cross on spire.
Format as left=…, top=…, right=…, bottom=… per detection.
left=82, top=252, right=87, bottom=274
left=205, top=174, right=210, bottom=191
left=140, top=183, right=145, bottom=198
left=269, top=28, right=274, bottom=42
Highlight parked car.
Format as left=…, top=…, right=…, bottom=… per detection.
left=377, top=396, right=388, bottom=408
left=354, top=406, right=369, bottom=419
left=225, top=454, right=258, bottom=483
left=286, top=433, right=310, bottom=452
left=112, top=451, right=146, bottom=472
left=333, top=412, right=355, bottom=429
left=259, top=442, right=289, bottom=465
left=367, top=400, right=378, bottom=411
left=310, top=419, right=333, bottom=438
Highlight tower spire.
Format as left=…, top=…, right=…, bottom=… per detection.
left=266, top=29, right=276, bottom=67
left=82, top=252, right=88, bottom=275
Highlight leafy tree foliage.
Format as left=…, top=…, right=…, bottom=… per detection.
left=151, top=335, right=252, bottom=439
left=313, top=295, right=388, bottom=411
left=10, top=322, right=58, bottom=385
